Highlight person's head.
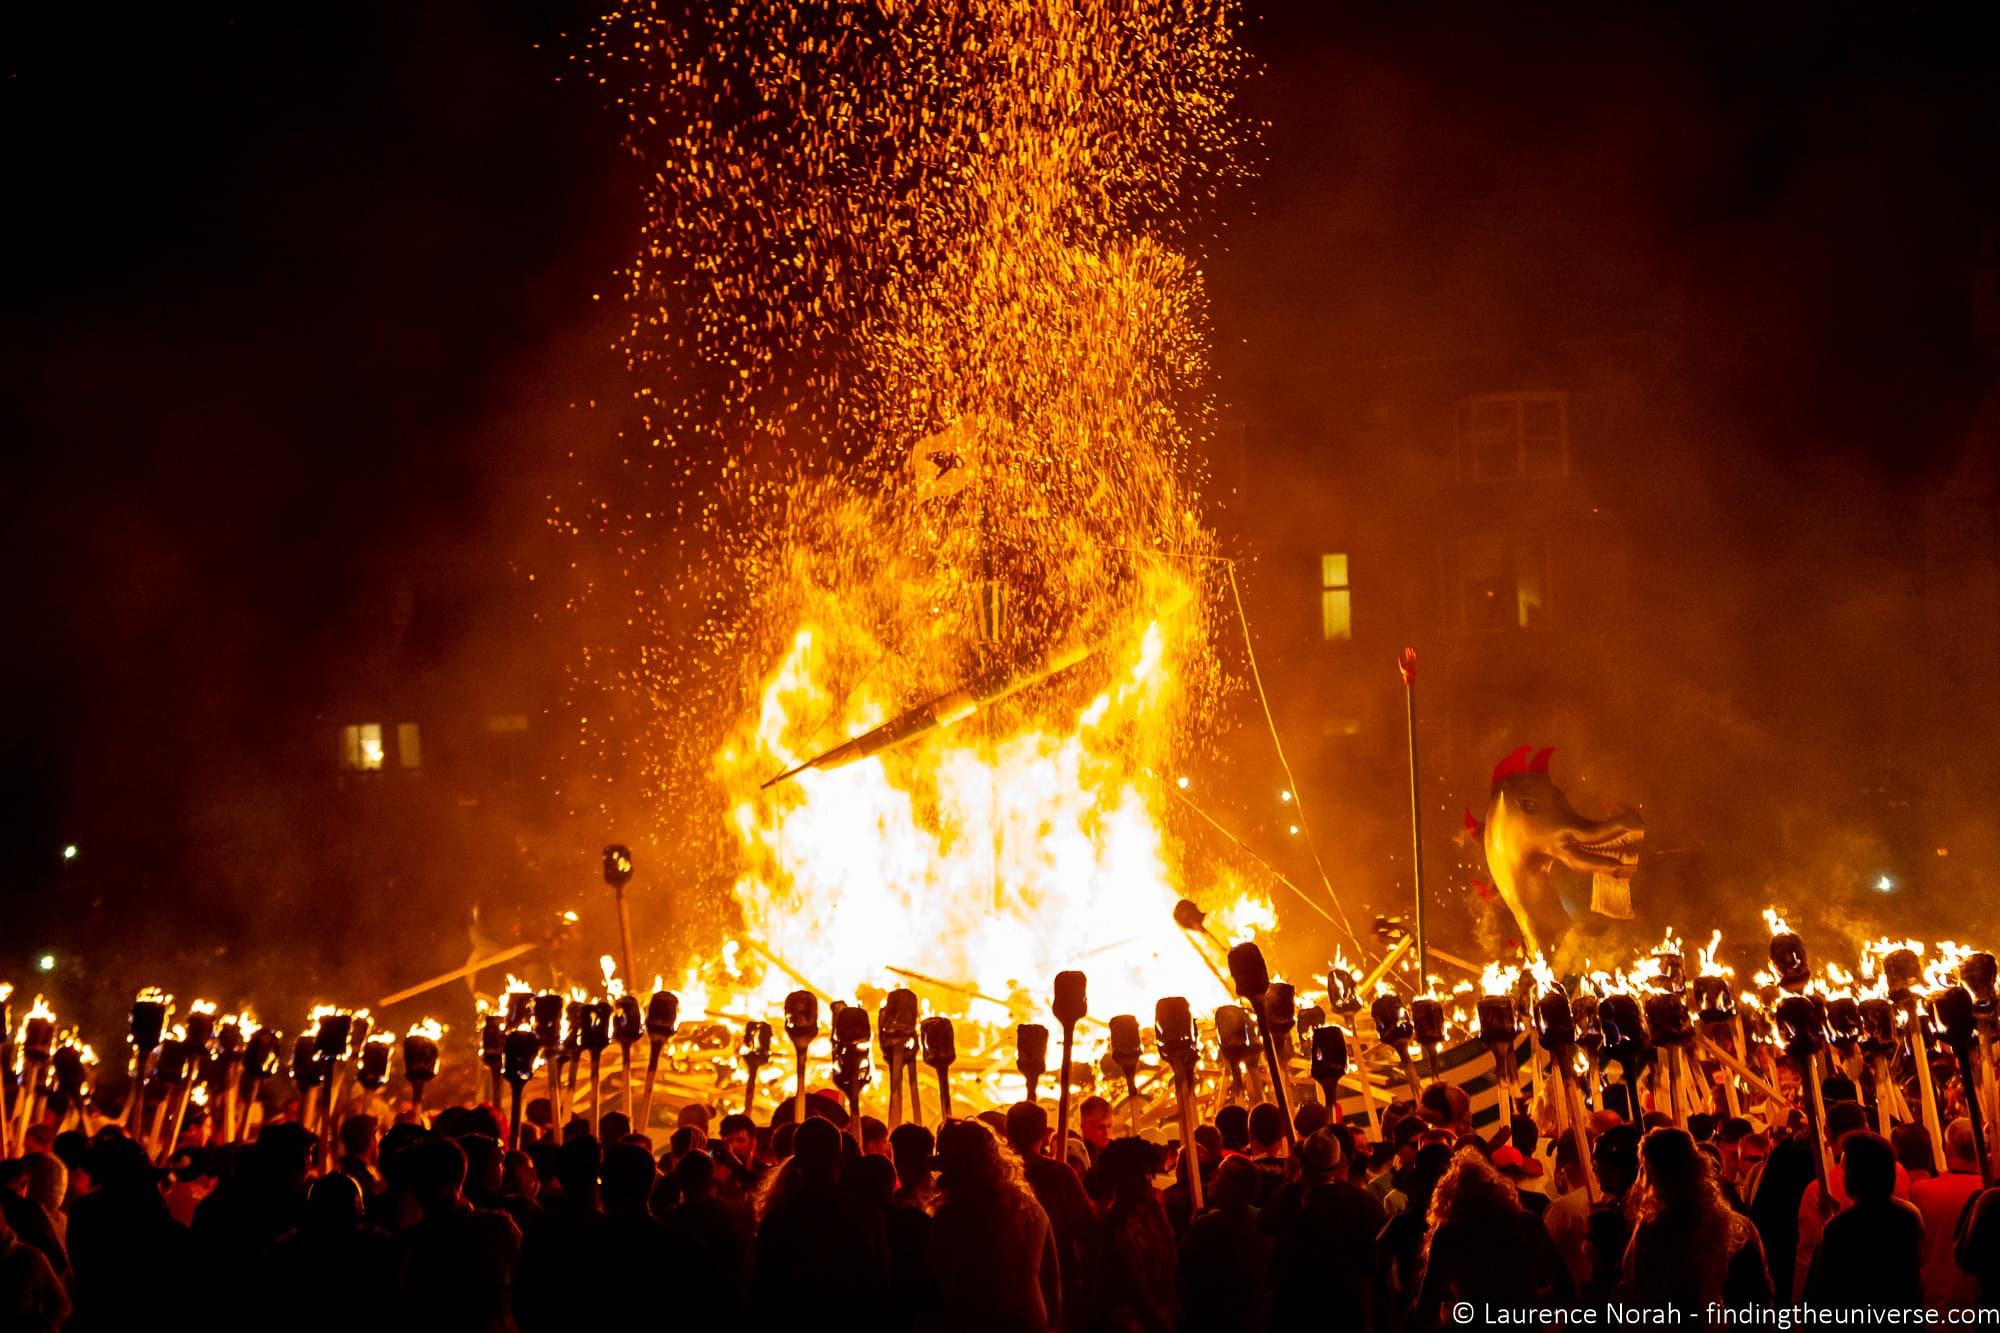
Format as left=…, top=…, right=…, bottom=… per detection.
left=1247, top=1103, right=1288, bottom=1154
left=602, top=1142, right=657, bottom=1215
left=849, top=1152, right=899, bottom=1208
left=1427, top=1147, right=1518, bottom=1238
left=934, top=1119, right=1022, bottom=1201
left=254, top=1122, right=317, bottom=1192
left=676, top=1103, right=713, bottom=1133
left=1391, top=1113, right=1424, bottom=1163
left=1715, top=1117, right=1754, bottom=1171
left=599, top=1111, right=631, bottom=1147
left=306, top=1171, right=362, bottom=1228
left=718, top=1113, right=755, bottom=1161
left=1509, top=1113, right=1538, bottom=1157
left=1638, top=1127, right=1713, bottom=1217
left=1295, top=1127, right=1344, bottom=1182
left=790, top=1116, right=844, bottom=1185
left=1892, top=1121, right=1937, bottom=1176
left=1840, top=1130, right=1896, bottom=1204
left=1093, top=1136, right=1164, bottom=1206
left=1209, top=1155, right=1259, bottom=1210
left=1419, top=1082, right=1471, bottom=1133
left=1825, top=1100, right=1869, bottom=1150
left=1686, top=1113, right=1716, bottom=1144
left=503, top=1149, right=539, bottom=1202
left=1214, top=1104, right=1250, bottom=1153
left=406, top=1138, right=469, bottom=1213
left=888, top=1123, right=934, bottom=1190
left=1192, top=1123, right=1222, bottom=1171
left=1293, top=1101, right=1331, bottom=1137
left=1005, top=1101, right=1050, bottom=1158
left=556, top=1135, right=602, bottom=1204
left=339, top=1113, right=379, bottom=1163
left=1592, top=1124, right=1642, bottom=1197
left=1079, top=1096, right=1113, bottom=1150
left=458, top=1133, right=504, bottom=1196
left=20, top=1153, right=64, bottom=1214
left=1822, top=1075, right=1858, bottom=1106
left=860, top=1115, right=890, bottom=1157
left=771, top=1120, right=797, bottom=1163
left=668, top=1125, right=707, bottom=1163
left=674, top=1144, right=716, bottom=1200
left=1408, top=1142, right=1453, bottom=1209
left=1944, top=1119, right=1978, bottom=1173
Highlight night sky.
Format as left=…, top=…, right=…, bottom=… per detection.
left=6, top=3, right=1999, bottom=988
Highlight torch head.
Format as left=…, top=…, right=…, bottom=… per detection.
left=1964, top=952, right=1999, bottom=1014
left=357, top=1037, right=392, bottom=1089
left=580, top=1002, right=612, bottom=1053
left=1775, top=993, right=1826, bottom=1056
left=1262, top=982, right=1297, bottom=1036
left=480, top=1013, right=505, bottom=1068
left=1826, top=996, right=1863, bottom=1045
left=1369, top=994, right=1413, bottom=1046
left=878, top=989, right=918, bottom=1053
left=1931, top=986, right=1977, bottom=1047
left=646, top=990, right=680, bottom=1041
left=563, top=1001, right=588, bottom=1056
left=1859, top=996, right=1897, bottom=1053
left=1296, top=1004, right=1324, bottom=1046
left=1016, top=1023, right=1050, bottom=1081
left=602, top=842, right=635, bottom=889
left=1327, top=967, right=1360, bottom=1017
left=1410, top=996, right=1446, bottom=1048
left=505, top=991, right=534, bottom=1030
left=130, top=995, right=168, bottom=1055
left=1172, top=899, right=1207, bottom=933
left=830, top=1005, right=872, bottom=1094
left=1310, top=1024, right=1348, bottom=1083
left=1108, top=1014, right=1142, bottom=1074
left=742, top=1020, right=772, bottom=1064
left=1155, top=998, right=1196, bottom=1067
left=216, top=1018, right=244, bottom=1060
left=1692, top=976, right=1735, bottom=1025
left=1599, top=994, right=1651, bottom=1070
left=403, top=1031, right=441, bottom=1083
left=1226, top=943, right=1270, bottom=1002
left=1643, top=992, right=1692, bottom=1047
left=613, top=995, right=643, bottom=1046
left=1885, top=948, right=1923, bottom=1002
left=347, top=1013, right=372, bottom=1058
left=532, top=994, right=564, bottom=1052
left=1572, top=993, right=1602, bottom=1049
left=921, top=1016, right=956, bottom=1068
left=313, top=1012, right=354, bottom=1063
left=22, top=1016, right=54, bottom=1062
left=51, top=1045, right=85, bottom=1096
left=1215, top=1004, right=1254, bottom=1058
left=183, top=1008, right=216, bottom=1053
left=289, top=1034, right=324, bottom=1088
left=244, top=1028, right=280, bottom=1080
left=1768, top=932, right=1811, bottom=992
left=783, top=991, right=819, bottom=1048
left=1533, top=989, right=1575, bottom=1051
left=1052, top=971, right=1089, bottom=1027
left=503, top=1029, right=539, bottom=1085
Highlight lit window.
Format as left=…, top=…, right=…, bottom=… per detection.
left=397, top=722, right=422, bottom=769
left=1458, top=392, right=1570, bottom=479
left=1460, top=538, right=1551, bottom=631
left=340, top=724, right=385, bottom=771
left=1320, top=553, right=1352, bottom=641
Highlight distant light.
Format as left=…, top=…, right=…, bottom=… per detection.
left=1875, top=875, right=1895, bottom=893
left=61, top=845, right=77, bottom=862
left=1287, top=824, right=1300, bottom=836
left=1936, top=848, right=1950, bottom=858
left=1175, top=775, right=1189, bottom=790
left=36, top=955, right=55, bottom=973
left=1279, top=790, right=1293, bottom=803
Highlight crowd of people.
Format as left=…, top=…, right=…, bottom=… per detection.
left=3, top=1062, right=2000, bottom=1331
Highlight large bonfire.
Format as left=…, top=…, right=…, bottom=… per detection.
left=572, top=0, right=1272, bottom=1035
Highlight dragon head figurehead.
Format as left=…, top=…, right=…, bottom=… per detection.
left=1473, top=745, right=1643, bottom=964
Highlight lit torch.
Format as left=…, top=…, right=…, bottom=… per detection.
left=1156, top=997, right=1203, bottom=1212
left=640, top=988, right=679, bottom=1134
left=125, top=987, right=172, bottom=1145
left=403, top=1020, right=443, bottom=1124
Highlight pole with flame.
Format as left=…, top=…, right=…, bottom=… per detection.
left=237, top=1025, right=279, bottom=1142
left=830, top=1004, right=872, bottom=1148
left=503, top=1027, right=538, bottom=1151
left=1109, top=1015, right=1144, bottom=1136
left=602, top=845, right=639, bottom=1004
left=878, top=990, right=918, bottom=1128
left=404, top=1020, right=442, bottom=1125
left=1156, top=998, right=1204, bottom=1213
left=1532, top=987, right=1597, bottom=1203
left=1931, top=986, right=1993, bottom=1185
left=1880, top=946, right=1948, bottom=1175
left=125, top=988, right=170, bottom=1144
left=1397, top=648, right=1429, bottom=983
left=784, top=991, right=818, bottom=1129
left=1328, top=964, right=1381, bottom=1137
left=1775, top=993, right=1834, bottom=1200
left=741, top=1022, right=771, bottom=1118
left=1965, top=953, right=2000, bottom=1135
left=16, top=999, right=55, bottom=1149
left=921, top=1018, right=956, bottom=1121
left=1017, top=1024, right=1049, bottom=1106
left=580, top=1000, right=611, bottom=1137
left=532, top=993, right=564, bottom=1133
left=1052, top=971, right=1089, bottom=1157
left=612, top=995, right=642, bottom=1123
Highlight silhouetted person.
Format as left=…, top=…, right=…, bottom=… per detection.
left=515, top=1135, right=607, bottom=1332
left=263, top=1173, right=397, bottom=1331
left=1955, top=1183, right=2000, bottom=1306
left=849, top=1152, right=931, bottom=1333
left=1805, top=1130, right=1923, bottom=1307
left=1093, top=1136, right=1179, bottom=1332
left=923, top=1118, right=1060, bottom=1333
left=598, top=1142, right=714, bottom=1328
left=395, top=1136, right=522, bottom=1333
left=65, top=1134, right=192, bottom=1333
left=1263, top=1128, right=1384, bottom=1332
left=1378, top=1142, right=1452, bottom=1325
left=1005, top=1101, right=1099, bottom=1330
left=752, top=1117, right=888, bottom=1332
left=1912, top=1118, right=1983, bottom=1312
left=1177, top=1155, right=1272, bottom=1333
left=889, top=1122, right=937, bottom=1211
left=670, top=1145, right=752, bottom=1317
left=1412, top=1147, right=1571, bottom=1328
left=1622, top=1127, right=1772, bottom=1312
left=0, top=1206, right=67, bottom=1333
left=0, top=1159, right=66, bottom=1286
left=192, top=1121, right=314, bottom=1257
